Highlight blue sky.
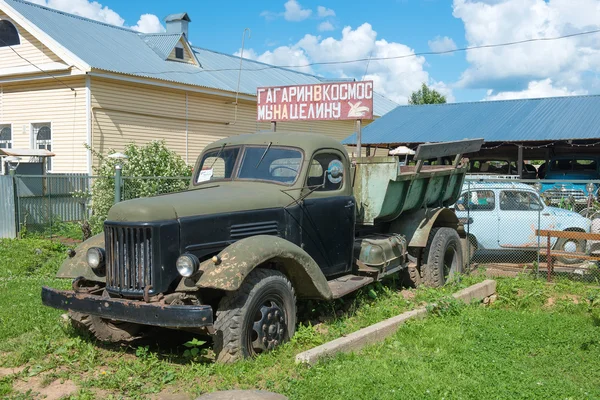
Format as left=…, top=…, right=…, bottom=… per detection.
left=29, top=0, right=600, bottom=104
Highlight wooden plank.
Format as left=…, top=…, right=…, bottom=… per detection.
left=537, top=230, right=600, bottom=241
left=547, top=251, right=600, bottom=261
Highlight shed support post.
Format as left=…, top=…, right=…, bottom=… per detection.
left=271, top=121, right=276, bottom=132
left=517, top=145, right=523, bottom=178
left=356, top=119, right=362, bottom=158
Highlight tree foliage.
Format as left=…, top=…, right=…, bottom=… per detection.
left=408, top=83, right=447, bottom=105
left=89, top=141, right=193, bottom=231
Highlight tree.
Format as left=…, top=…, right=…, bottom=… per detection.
left=408, top=83, right=447, bottom=105
left=88, top=141, right=193, bottom=232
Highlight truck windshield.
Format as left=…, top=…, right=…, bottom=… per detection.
left=196, top=146, right=240, bottom=183
left=238, top=146, right=302, bottom=185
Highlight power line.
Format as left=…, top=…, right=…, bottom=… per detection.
left=127, top=27, right=600, bottom=75
left=0, top=37, right=76, bottom=92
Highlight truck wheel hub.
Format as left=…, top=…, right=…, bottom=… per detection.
left=252, top=301, right=286, bottom=353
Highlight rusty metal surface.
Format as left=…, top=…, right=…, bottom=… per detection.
left=537, top=230, right=600, bottom=240
left=390, top=207, right=460, bottom=248
left=56, top=233, right=106, bottom=282
left=195, top=235, right=333, bottom=300
left=413, top=138, right=484, bottom=161
left=41, top=286, right=213, bottom=328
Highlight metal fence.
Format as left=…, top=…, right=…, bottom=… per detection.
left=463, top=177, right=600, bottom=283
left=3, top=173, right=600, bottom=283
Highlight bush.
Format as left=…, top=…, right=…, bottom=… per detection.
left=89, top=141, right=193, bottom=231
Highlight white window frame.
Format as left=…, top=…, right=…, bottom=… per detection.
left=0, top=123, right=12, bottom=175
left=30, top=121, right=53, bottom=172
left=0, top=18, right=21, bottom=48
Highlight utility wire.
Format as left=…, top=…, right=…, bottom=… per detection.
left=0, top=37, right=76, bottom=92
left=126, top=28, right=600, bottom=75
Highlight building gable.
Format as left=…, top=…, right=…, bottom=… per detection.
left=167, top=36, right=197, bottom=65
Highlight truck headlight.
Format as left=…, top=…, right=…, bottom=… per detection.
left=86, top=247, right=105, bottom=273
left=176, top=254, right=199, bottom=277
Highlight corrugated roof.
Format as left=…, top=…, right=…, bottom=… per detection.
left=343, top=95, right=600, bottom=145
left=165, top=13, right=190, bottom=22
left=4, top=0, right=399, bottom=116
left=141, top=33, right=183, bottom=59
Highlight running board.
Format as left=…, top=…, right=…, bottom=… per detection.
left=328, top=275, right=374, bottom=299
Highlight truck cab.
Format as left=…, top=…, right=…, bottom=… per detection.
left=42, top=133, right=480, bottom=362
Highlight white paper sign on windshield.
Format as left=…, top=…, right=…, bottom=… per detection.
left=197, top=169, right=213, bottom=183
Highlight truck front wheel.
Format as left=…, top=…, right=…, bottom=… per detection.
left=421, top=228, right=463, bottom=288
left=213, top=268, right=296, bottom=363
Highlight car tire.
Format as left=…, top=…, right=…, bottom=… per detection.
left=69, top=311, right=144, bottom=342
left=421, top=227, right=463, bottom=288
left=555, top=236, right=586, bottom=265
left=213, top=268, right=296, bottom=363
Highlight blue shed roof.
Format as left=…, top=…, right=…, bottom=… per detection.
left=343, top=95, right=600, bottom=145
left=3, top=0, right=399, bottom=116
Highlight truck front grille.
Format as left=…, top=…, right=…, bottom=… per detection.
left=544, top=187, right=587, bottom=203
left=105, top=225, right=153, bottom=296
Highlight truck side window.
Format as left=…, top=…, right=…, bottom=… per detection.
left=456, top=190, right=495, bottom=211
left=307, top=153, right=343, bottom=191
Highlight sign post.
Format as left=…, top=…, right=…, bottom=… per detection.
left=257, top=81, right=374, bottom=152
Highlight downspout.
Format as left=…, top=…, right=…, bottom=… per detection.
left=85, top=75, right=92, bottom=175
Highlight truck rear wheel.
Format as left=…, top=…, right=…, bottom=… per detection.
left=421, top=228, right=463, bottom=288
left=69, top=311, right=143, bottom=342
left=213, top=268, right=296, bottom=363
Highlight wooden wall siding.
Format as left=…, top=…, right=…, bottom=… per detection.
left=167, top=40, right=196, bottom=64
left=0, top=11, right=63, bottom=70
left=91, top=78, right=375, bottom=167
left=0, top=78, right=88, bottom=173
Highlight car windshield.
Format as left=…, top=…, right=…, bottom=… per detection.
left=550, top=158, right=597, bottom=172
left=237, top=146, right=302, bottom=185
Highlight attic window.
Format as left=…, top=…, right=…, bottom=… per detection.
left=0, top=20, right=20, bottom=47
left=175, top=46, right=184, bottom=60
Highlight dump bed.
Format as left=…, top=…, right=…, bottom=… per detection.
left=352, top=139, right=483, bottom=225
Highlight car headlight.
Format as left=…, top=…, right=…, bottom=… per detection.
left=176, top=254, right=199, bottom=277
left=86, top=247, right=105, bottom=273
left=586, top=182, right=596, bottom=195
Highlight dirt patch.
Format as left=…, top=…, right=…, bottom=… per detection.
left=0, top=366, right=24, bottom=378
left=149, top=390, right=194, bottom=400
left=564, top=294, right=581, bottom=304
left=313, top=323, right=329, bottom=336
left=400, top=290, right=416, bottom=300
left=13, top=376, right=77, bottom=400
left=545, top=297, right=556, bottom=308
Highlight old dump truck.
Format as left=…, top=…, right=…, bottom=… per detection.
left=42, top=132, right=482, bottom=362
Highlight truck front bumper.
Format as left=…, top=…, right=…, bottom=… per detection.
left=42, top=287, right=214, bottom=329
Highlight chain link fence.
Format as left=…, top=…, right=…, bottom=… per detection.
left=462, top=177, right=600, bottom=283
left=6, top=173, right=600, bottom=283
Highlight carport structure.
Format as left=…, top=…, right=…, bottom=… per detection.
left=343, top=94, right=600, bottom=178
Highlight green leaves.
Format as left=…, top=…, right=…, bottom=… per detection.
left=408, top=83, right=447, bottom=105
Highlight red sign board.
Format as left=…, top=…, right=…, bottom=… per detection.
left=257, top=81, right=374, bottom=122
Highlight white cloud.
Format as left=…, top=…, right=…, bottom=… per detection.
left=318, top=21, right=335, bottom=32
left=283, top=0, right=312, bottom=21
left=428, top=36, right=458, bottom=54
left=241, top=23, right=444, bottom=104
left=317, top=6, right=336, bottom=18
left=453, top=0, right=600, bottom=95
left=30, top=0, right=164, bottom=32
left=130, top=14, right=165, bottom=33
left=485, top=78, right=587, bottom=101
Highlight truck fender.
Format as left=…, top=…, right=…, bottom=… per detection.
left=194, top=235, right=333, bottom=300
left=56, top=233, right=106, bottom=282
left=390, top=207, right=461, bottom=248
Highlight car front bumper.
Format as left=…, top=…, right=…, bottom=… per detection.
left=42, top=286, right=214, bottom=329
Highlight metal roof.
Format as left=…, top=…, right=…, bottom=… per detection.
left=141, top=33, right=183, bottom=59
left=343, top=95, right=600, bottom=145
left=3, top=0, right=399, bottom=116
left=165, top=13, right=190, bottom=22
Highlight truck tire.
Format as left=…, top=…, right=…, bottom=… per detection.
left=69, top=311, right=143, bottom=342
left=421, top=227, right=463, bottom=288
left=213, top=268, right=296, bottom=363
left=554, top=237, right=586, bottom=265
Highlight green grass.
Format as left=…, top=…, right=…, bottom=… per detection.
left=1, top=238, right=600, bottom=399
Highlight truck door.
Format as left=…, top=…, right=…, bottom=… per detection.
left=454, top=189, right=499, bottom=250
left=498, top=190, right=544, bottom=248
left=302, top=151, right=355, bottom=277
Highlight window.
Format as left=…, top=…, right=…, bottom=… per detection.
left=238, top=146, right=302, bottom=185
left=175, top=46, right=184, bottom=60
left=0, top=125, right=11, bottom=149
left=33, top=123, right=52, bottom=171
left=306, top=153, right=344, bottom=191
left=550, top=158, right=598, bottom=172
left=456, top=190, right=495, bottom=211
left=0, top=20, right=20, bottom=47
left=196, top=147, right=240, bottom=183
left=500, top=190, right=543, bottom=211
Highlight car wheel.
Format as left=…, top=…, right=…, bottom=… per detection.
left=421, top=228, right=463, bottom=288
left=555, top=236, right=586, bottom=265
left=213, top=268, right=296, bottom=363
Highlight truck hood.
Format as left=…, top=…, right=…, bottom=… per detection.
left=107, top=182, right=296, bottom=222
